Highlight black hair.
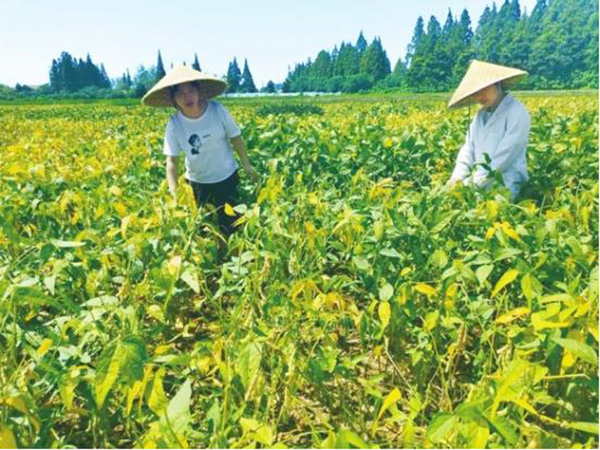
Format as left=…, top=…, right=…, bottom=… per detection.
left=188, top=134, right=201, bottom=146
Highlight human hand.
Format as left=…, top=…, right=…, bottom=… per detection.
left=445, top=177, right=461, bottom=189
left=244, top=164, right=259, bottom=182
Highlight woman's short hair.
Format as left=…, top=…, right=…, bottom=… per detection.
left=169, top=81, right=201, bottom=103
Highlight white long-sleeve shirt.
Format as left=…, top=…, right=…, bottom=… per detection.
left=451, top=94, right=531, bottom=199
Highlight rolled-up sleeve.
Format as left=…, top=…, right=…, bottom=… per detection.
left=451, top=119, right=476, bottom=180
left=490, top=108, right=530, bottom=174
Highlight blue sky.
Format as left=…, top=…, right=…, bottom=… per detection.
left=1, top=0, right=536, bottom=88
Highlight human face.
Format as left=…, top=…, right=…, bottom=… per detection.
left=470, top=84, right=500, bottom=108
left=173, top=83, right=205, bottom=117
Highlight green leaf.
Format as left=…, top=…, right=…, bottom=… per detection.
left=426, top=412, right=456, bottom=443
left=207, top=399, right=220, bottom=433
left=181, top=269, right=200, bottom=294
left=491, top=269, right=519, bottom=298
left=567, top=421, right=599, bottom=435
left=164, top=379, right=192, bottom=434
left=235, top=341, right=263, bottom=390
left=431, top=249, right=448, bottom=268
left=431, top=212, right=457, bottom=233
left=337, top=429, right=370, bottom=449
left=521, top=273, right=534, bottom=301
left=240, top=418, right=274, bottom=446
left=379, top=283, right=393, bottom=302
left=51, top=239, right=86, bottom=248
left=379, top=248, right=402, bottom=258
left=94, top=335, right=147, bottom=408
left=120, top=335, right=148, bottom=382
left=95, top=342, right=123, bottom=408
left=353, top=256, right=371, bottom=272
left=14, top=286, right=60, bottom=308
left=486, top=415, right=518, bottom=446
left=552, top=338, right=598, bottom=365
left=476, top=265, right=494, bottom=286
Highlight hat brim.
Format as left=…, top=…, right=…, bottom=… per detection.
left=448, top=74, right=527, bottom=109
left=141, top=66, right=228, bottom=107
left=448, top=60, right=528, bottom=109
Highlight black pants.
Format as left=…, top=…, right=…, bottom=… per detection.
left=187, top=171, right=239, bottom=236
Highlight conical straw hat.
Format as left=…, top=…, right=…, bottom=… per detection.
left=142, top=64, right=227, bottom=107
left=448, top=60, right=527, bottom=109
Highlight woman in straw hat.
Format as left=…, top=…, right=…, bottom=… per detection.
left=142, top=65, right=257, bottom=236
left=446, top=60, right=530, bottom=200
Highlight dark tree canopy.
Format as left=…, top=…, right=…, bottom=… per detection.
left=282, top=0, right=598, bottom=93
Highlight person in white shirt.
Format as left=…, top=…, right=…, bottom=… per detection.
left=446, top=60, right=530, bottom=200
left=142, top=65, right=257, bottom=236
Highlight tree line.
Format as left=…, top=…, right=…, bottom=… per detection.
left=284, top=0, right=598, bottom=93
left=0, top=0, right=596, bottom=100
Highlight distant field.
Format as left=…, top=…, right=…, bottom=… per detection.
left=0, top=93, right=598, bottom=448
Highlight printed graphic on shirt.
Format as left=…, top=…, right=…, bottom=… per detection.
left=188, top=134, right=202, bottom=155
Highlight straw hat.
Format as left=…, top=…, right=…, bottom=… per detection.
left=142, top=64, right=227, bottom=107
left=448, top=60, right=527, bottom=109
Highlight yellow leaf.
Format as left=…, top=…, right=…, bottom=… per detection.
left=372, top=388, right=402, bottom=435
left=378, top=302, right=391, bottom=329
left=400, top=267, right=412, bottom=277
left=0, top=425, right=17, bottom=449
left=491, top=269, right=519, bottom=298
left=495, top=307, right=530, bottom=325
left=501, top=221, right=521, bottom=241
left=167, top=256, right=182, bottom=276
left=445, top=283, right=458, bottom=300
left=531, top=313, right=571, bottom=330
left=486, top=200, right=499, bottom=220
left=224, top=203, right=236, bottom=217
left=114, top=202, right=127, bottom=217
left=424, top=311, right=440, bottom=331
left=468, top=426, right=489, bottom=449
left=148, top=368, right=168, bottom=415
left=154, top=345, right=171, bottom=356
left=588, top=324, right=599, bottom=342
left=121, top=215, right=135, bottom=239
left=108, top=185, right=122, bottom=196
left=561, top=350, right=576, bottom=370
left=485, top=224, right=498, bottom=240
left=37, top=338, right=53, bottom=357
left=415, top=283, right=436, bottom=297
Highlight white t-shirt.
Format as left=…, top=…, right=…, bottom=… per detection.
left=451, top=94, right=530, bottom=199
left=163, top=101, right=241, bottom=184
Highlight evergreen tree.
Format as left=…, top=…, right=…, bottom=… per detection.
left=360, top=37, right=391, bottom=82
left=334, top=42, right=360, bottom=76
left=529, top=0, right=598, bottom=88
left=313, top=50, right=333, bottom=77
left=406, top=16, right=425, bottom=68
left=356, top=31, right=368, bottom=54
left=263, top=80, right=276, bottom=93
left=226, top=58, right=242, bottom=93
left=49, top=59, right=61, bottom=91
left=240, top=59, right=257, bottom=93
left=192, top=53, right=201, bottom=71
left=156, top=50, right=166, bottom=80
left=60, top=52, right=76, bottom=92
